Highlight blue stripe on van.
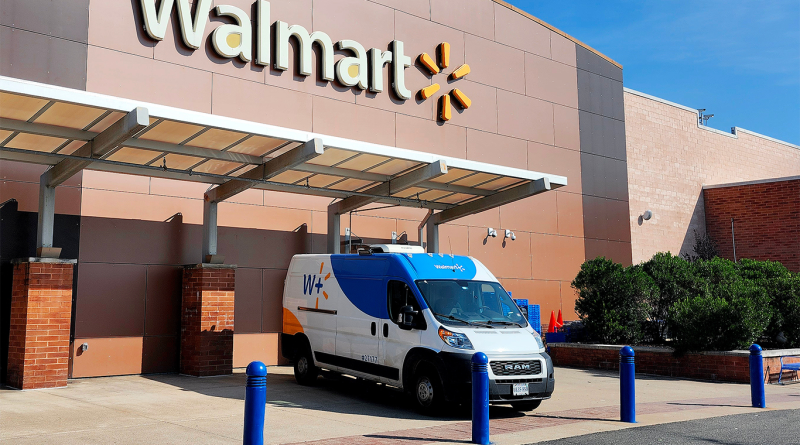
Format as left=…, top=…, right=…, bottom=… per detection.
left=402, top=254, right=478, bottom=280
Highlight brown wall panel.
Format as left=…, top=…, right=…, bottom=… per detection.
left=235, top=268, right=263, bottom=334
left=0, top=26, right=87, bottom=90
left=144, top=265, right=182, bottom=336
left=142, top=335, right=179, bottom=374
left=0, top=0, right=89, bottom=42
left=262, top=269, right=288, bottom=333
left=71, top=337, right=142, bottom=378
left=74, top=263, right=146, bottom=338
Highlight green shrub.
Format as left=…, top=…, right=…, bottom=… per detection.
left=641, top=252, right=705, bottom=342
left=572, top=258, right=655, bottom=344
left=763, top=276, right=800, bottom=347
left=736, top=258, right=791, bottom=281
left=691, top=257, right=740, bottom=286
left=669, top=280, right=771, bottom=352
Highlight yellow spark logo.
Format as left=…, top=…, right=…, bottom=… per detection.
left=418, top=42, right=471, bottom=122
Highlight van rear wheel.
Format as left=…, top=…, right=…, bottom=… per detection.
left=511, top=400, right=541, bottom=411
left=294, top=344, right=319, bottom=385
left=412, top=364, right=444, bottom=416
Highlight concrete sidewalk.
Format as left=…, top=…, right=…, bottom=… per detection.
left=1, top=366, right=799, bottom=444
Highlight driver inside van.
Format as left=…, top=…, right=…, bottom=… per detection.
left=433, top=284, right=462, bottom=316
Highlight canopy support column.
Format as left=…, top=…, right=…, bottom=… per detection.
left=202, top=200, right=221, bottom=263
left=327, top=207, right=340, bottom=254
left=35, top=176, right=58, bottom=258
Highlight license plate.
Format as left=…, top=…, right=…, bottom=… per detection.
left=512, top=383, right=529, bottom=396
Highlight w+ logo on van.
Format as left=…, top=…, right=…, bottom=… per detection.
left=304, top=262, right=330, bottom=309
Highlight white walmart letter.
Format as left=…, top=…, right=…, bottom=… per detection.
left=212, top=5, right=252, bottom=62
left=336, top=40, right=368, bottom=90
left=274, top=21, right=335, bottom=81
left=391, top=40, right=412, bottom=100
left=174, top=0, right=212, bottom=50
left=369, top=48, right=393, bottom=93
left=255, top=0, right=270, bottom=66
left=140, top=0, right=175, bottom=41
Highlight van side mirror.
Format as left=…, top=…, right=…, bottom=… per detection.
left=400, top=305, right=418, bottom=329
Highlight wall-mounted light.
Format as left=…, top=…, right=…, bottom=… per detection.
left=504, top=229, right=516, bottom=241
left=487, top=227, right=497, bottom=238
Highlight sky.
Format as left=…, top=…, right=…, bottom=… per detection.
left=509, top=0, right=800, bottom=145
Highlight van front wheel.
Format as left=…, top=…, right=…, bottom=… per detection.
left=413, top=364, right=443, bottom=415
left=294, top=345, right=319, bottom=385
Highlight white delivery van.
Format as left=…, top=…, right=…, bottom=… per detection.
left=281, top=245, right=554, bottom=414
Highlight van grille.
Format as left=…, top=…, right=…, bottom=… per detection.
left=490, top=360, right=541, bottom=376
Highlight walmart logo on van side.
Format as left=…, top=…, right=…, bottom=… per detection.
left=434, top=264, right=466, bottom=272
left=304, top=262, right=330, bottom=309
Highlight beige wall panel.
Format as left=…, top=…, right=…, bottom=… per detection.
left=464, top=34, right=525, bottom=94
left=371, top=0, right=431, bottom=19
left=313, top=0, right=394, bottom=51
left=527, top=142, right=581, bottom=194
left=493, top=3, right=550, bottom=58
left=82, top=170, right=150, bottom=195
left=217, top=202, right=312, bottom=232
left=395, top=114, right=467, bottom=158
left=153, top=13, right=264, bottom=84
left=263, top=190, right=331, bottom=212
left=452, top=208, right=500, bottom=231
left=212, top=74, right=313, bottom=132
left=530, top=233, right=585, bottom=282
left=86, top=46, right=212, bottom=113
left=469, top=229, right=531, bottom=280
left=525, top=54, right=578, bottom=108
left=353, top=204, right=431, bottom=223
left=88, top=0, right=155, bottom=58
left=233, top=333, right=280, bottom=367
left=71, top=337, right=143, bottom=378
left=553, top=104, right=580, bottom=151
left=448, top=80, right=498, bottom=133
left=311, top=96, right=396, bottom=147
left=149, top=177, right=209, bottom=200
left=0, top=160, right=80, bottom=187
left=438, top=223, right=470, bottom=256
left=355, top=66, right=433, bottom=120
left=396, top=219, right=422, bottom=245
left=349, top=214, right=397, bottom=240
left=466, top=129, right=526, bottom=168
left=225, top=188, right=264, bottom=206
left=0, top=180, right=81, bottom=215
left=499, top=192, right=558, bottom=235
left=397, top=11, right=465, bottom=70
left=555, top=191, right=584, bottom=238
left=501, top=278, right=561, bottom=323
left=550, top=32, right=577, bottom=67
left=497, top=90, right=554, bottom=144
left=430, top=0, right=494, bottom=40
left=81, top=188, right=202, bottom=224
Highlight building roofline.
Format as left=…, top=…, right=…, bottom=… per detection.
left=703, top=175, right=800, bottom=190
left=492, top=0, right=622, bottom=69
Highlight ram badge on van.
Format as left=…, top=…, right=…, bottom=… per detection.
left=281, top=245, right=554, bottom=414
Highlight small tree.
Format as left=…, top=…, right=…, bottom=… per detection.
left=682, top=230, right=718, bottom=262
left=572, top=258, right=655, bottom=344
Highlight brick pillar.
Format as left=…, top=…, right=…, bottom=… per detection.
left=6, top=259, right=75, bottom=390
left=180, top=264, right=235, bottom=376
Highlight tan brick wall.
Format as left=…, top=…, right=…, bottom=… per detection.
left=625, top=90, right=800, bottom=264
left=180, top=265, right=235, bottom=377
left=6, top=261, right=74, bottom=390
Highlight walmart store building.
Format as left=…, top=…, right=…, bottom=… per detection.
left=1, top=0, right=798, bottom=389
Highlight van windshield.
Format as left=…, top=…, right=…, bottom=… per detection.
left=415, top=280, right=528, bottom=328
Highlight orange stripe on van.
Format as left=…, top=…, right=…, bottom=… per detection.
left=319, top=262, right=324, bottom=274
left=282, top=307, right=303, bottom=335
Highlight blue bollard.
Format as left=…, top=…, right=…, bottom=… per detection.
left=471, top=352, right=490, bottom=445
left=749, top=344, right=765, bottom=408
left=243, top=361, right=267, bottom=445
left=619, top=346, right=636, bottom=423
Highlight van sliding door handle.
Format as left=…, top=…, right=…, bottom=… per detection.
left=383, top=323, right=389, bottom=338
left=371, top=322, right=376, bottom=336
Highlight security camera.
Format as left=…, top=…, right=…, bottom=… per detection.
left=642, top=210, right=653, bottom=221
left=488, top=228, right=497, bottom=238
left=505, top=229, right=516, bottom=241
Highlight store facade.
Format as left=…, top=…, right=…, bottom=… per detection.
left=0, top=0, right=630, bottom=385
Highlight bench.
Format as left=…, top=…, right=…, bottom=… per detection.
left=779, top=356, right=800, bottom=384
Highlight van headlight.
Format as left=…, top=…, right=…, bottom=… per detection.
left=532, top=331, right=545, bottom=350
left=438, top=327, right=474, bottom=350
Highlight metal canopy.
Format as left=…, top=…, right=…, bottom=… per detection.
left=0, top=76, right=567, bottom=256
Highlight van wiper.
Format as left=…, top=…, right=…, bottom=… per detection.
left=432, top=312, right=494, bottom=328
left=486, top=320, right=523, bottom=328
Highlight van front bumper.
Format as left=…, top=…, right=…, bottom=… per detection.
left=438, top=351, right=555, bottom=404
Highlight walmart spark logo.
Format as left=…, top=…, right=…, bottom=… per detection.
left=303, top=262, right=330, bottom=309
left=417, top=42, right=471, bottom=122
